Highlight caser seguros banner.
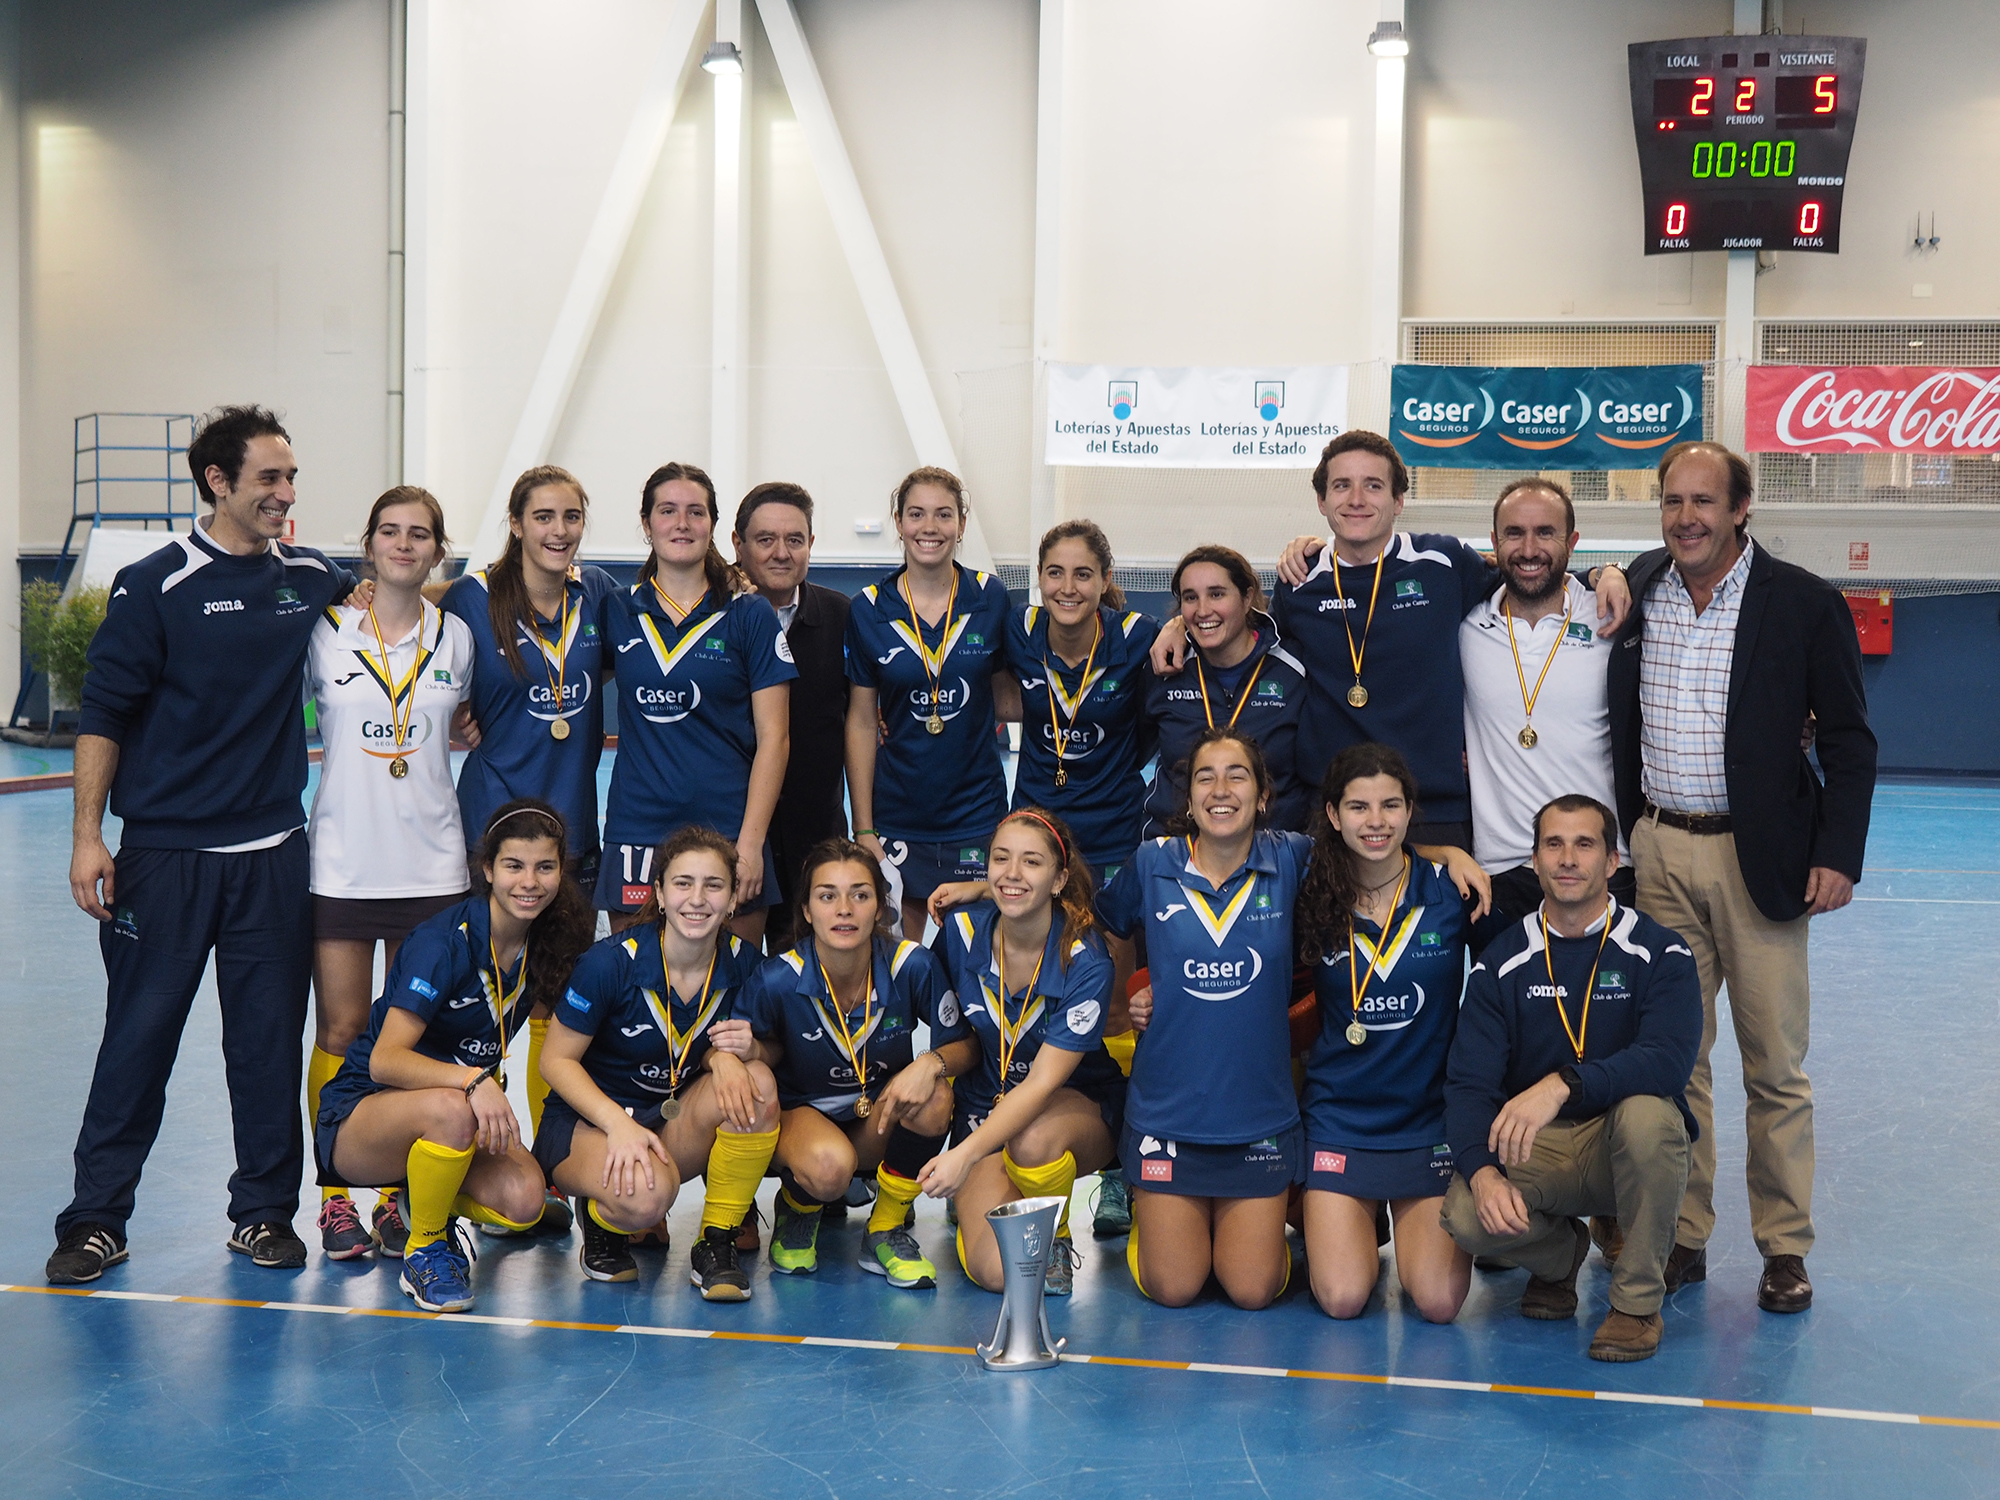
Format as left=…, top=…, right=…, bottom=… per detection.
left=1389, top=365, right=1704, bottom=469
left=1746, top=365, right=2000, bottom=454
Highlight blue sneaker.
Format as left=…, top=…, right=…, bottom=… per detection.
left=400, top=1236, right=475, bottom=1313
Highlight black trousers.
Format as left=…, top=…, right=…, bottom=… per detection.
left=1469, top=861, right=1638, bottom=957
left=57, top=833, right=313, bottom=1240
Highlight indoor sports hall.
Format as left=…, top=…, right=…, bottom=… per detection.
left=3, top=3, right=1997, bottom=1498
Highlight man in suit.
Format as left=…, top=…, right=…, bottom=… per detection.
left=733, top=482, right=851, bottom=953
left=1608, top=441, right=1876, bottom=1315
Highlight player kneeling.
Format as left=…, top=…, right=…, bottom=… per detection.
left=535, top=826, right=778, bottom=1297
left=919, top=810, right=1123, bottom=1296
left=315, top=801, right=593, bottom=1312
left=737, top=840, right=976, bottom=1289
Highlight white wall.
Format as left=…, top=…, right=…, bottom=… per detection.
left=20, top=0, right=392, bottom=553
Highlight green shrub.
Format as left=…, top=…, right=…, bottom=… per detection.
left=21, top=580, right=110, bottom=711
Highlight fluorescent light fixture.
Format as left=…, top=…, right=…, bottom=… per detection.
left=1367, top=20, right=1409, bottom=57
left=701, top=41, right=743, bottom=74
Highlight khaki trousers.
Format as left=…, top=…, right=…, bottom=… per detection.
left=1631, top=815, right=1815, bottom=1258
left=1442, top=1096, right=1690, bottom=1316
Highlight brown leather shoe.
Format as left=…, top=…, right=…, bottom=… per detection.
left=1662, top=1242, right=1707, bottom=1292
left=1758, top=1254, right=1812, bottom=1313
left=1519, top=1218, right=1591, bottom=1320
left=1590, top=1215, right=1625, bottom=1266
left=1588, top=1309, right=1663, bottom=1362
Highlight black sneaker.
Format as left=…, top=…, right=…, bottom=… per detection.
left=535, top=1187, right=575, bottom=1238
left=318, top=1195, right=373, bottom=1260
left=689, top=1224, right=752, bottom=1301
left=229, top=1219, right=308, bottom=1269
left=372, top=1192, right=411, bottom=1259
left=47, top=1223, right=128, bottom=1285
left=579, top=1207, right=638, bottom=1283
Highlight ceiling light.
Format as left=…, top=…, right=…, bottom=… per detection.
left=1367, top=21, right=1409, bottom=57
left=701, top=41, right=743, bottom=75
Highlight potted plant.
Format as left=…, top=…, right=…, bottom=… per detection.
left=20, top=580, right=110, bottom=741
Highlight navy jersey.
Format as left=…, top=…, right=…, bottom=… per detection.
left=319, top=896, right=530, bottom=1119
left=77, top=527, right=354, bottom=849
left=554, top=928, right=764, bottom=1112
left=443, top=565, right=619, bottom=857
left=1272, top=533, right=1497, bottom=823
left=930, top=902, right=1122, bottom=1114
left=1301, top=858, right=1469, bottom=1149
left=1007, top=605, right=1159, bottom=870
left=1097, top=830, right=1312, bottom=1145
left=600, top=584, right=796, bottom=847
left=1447, top=901, right=1703, bottom=1183
left=738, top=933, right=969, bottom=1112
left=1143, top=616, right=1310, bottom=834
left=844, top=563, right=1011, bottom=843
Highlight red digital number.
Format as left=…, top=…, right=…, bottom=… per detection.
left=1691, top=78, right=1714, bottom=116
left=1815, top=75, right=1836, bottom=113
left=1735, top=77, right=1756, bottom=111
left=1799, top=201, right=1822, bottom=234
left=1665, top=203, right=1688, bottom=235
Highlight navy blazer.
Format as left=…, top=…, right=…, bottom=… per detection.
left=1607, top=543, right=1877, bottom=923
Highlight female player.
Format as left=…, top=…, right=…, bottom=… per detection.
left=597, top=463, right=794, bottom=941
left=314, top=800, right=594, bottom=1312
left=1143, top=546, right=1310, bottom=835
left=1099, top=728, right=1310, bottom=1308
left=737, top=838, right=976, bottom=1290
left=1297, top=743, right=1475, bottom=1323
left=536, top=826, right=779, bottom=1295
left=845, top=468, right=1018, bottom=938
left=305, top=486, right=476, bottom=1261
left=916, top=809, right=1122, bottom=1296
left=443, top=465, right=617, bottom=1216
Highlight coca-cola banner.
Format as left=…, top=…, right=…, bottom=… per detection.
left=1745, top=365, right=2000, bottom=454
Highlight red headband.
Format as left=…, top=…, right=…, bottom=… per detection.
left=1002, top=810, right=1068, bottom=865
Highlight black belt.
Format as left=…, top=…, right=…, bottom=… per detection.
left=1645, top=802, right=1732, bottom=835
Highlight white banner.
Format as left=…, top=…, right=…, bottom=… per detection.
left=1045, top=363, right=1349, bottom=468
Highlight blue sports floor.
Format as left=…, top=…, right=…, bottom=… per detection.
left=2, top=771, right=1996, bottom=1498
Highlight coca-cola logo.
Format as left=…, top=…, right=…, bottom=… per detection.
left=1747, top=365, right=2000, bottom=454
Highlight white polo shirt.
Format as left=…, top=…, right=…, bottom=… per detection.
left=306, top=600, right=477, bottom=898
left=1459, top=576, right=1624, bottom=872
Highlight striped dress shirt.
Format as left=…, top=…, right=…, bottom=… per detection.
left=1638, top=541, right=1755, bottom=815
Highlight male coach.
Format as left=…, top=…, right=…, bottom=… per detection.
left=1461, top=477, right=1630, bottom=952
left=51, top=406, right=358, bottom=1283
left=732, top=481, right=850, bottom=952
left=1610, top=440, right=1876, bottom=1314
left=1443, top=795, right=1701, bottom=1362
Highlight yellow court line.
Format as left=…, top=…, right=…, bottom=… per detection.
left=3, top=1283, right=1995, bottom=1433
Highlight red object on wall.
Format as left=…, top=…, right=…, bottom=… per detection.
left=1745, top=365, right=2000, bottom=454
left=1846, top=591, right=1892, bottom=655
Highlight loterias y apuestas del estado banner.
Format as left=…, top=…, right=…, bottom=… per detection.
left=1389, top=365, right=1705, bottom=469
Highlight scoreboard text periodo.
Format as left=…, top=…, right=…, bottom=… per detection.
left=1627, top=35, right=1866, bottom=255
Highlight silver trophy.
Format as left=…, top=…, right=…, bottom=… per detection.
left=976, top=1195, right=1068, bottom=1371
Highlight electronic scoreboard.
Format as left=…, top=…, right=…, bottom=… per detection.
left=1628, top=34, right=1865, bottom=254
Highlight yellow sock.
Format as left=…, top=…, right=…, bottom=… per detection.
left=1103, top=1029, right=1137, bottom=1077
left=451, top=1193, right=540, bottom=1232
left=307, top=1046, right=348, bottom=1203
left=700, top=1125, right=779, bottom=1233
left=1126, top=1217, right=1151, bottom=1301
left=955, top=1222, right=970, bottom=1278
left=586, top=1197, right=624, bottom=1234
left=405, top=1137, right=476, bottom=1251
left=868, top=1164, right=922, bottom=1234
left=527, top=1015, right=551, bottom=1136
left=1003, top=1148, right=1078, bottom=1238
left=780, top=1186, right=822, bottom=1217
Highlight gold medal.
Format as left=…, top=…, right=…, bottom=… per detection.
left=363, top=603, right=438, bottom=783
left=389, top=756, right=409, bottom=779
left=1337, top=551, right=1385, bottom=716
left=1347, top=858, right=1409, bottom=1055
left=1346, top=1021, right=1367, bottom=1046
left=926, top=713, right=944, bottom=734
left=1054, top=768, right=1067, bottom=788
left=658, top=1096, right=682, bottom=1124
left=853, top=1094, right=871, bottom=1120
left=1518, top=725, right=1538, bottom=749
left=1347, top=683, right=1369, bottom=708
left=550, top=717, right=571, bottom=740
left=900, top=569, right=960, bottom=744
left=1043, top=618, right=1102, bottom=793
left=645, top=935, right=721, bottom=1117
left=1503, top=592, right=1575, bottom=759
